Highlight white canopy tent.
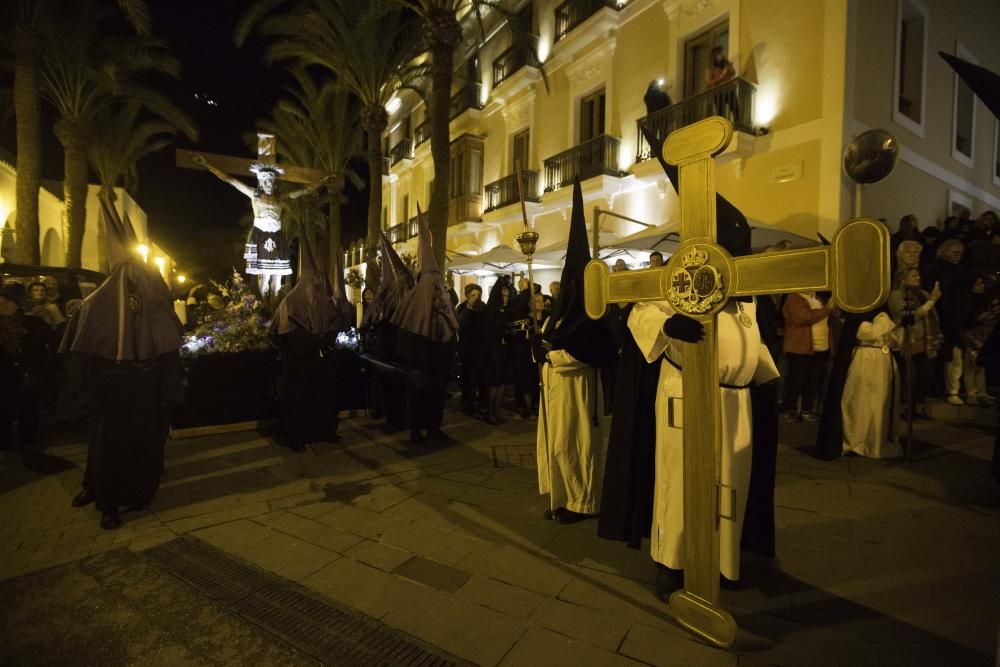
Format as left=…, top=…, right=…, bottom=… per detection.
left=446, top=244, right=560, bottom=273
left=609, top=217, right=820, bottom=254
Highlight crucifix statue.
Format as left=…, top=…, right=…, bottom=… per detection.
left=178, top=133, right=332, bottom=296
left=584, top=117, right=890, bottom=647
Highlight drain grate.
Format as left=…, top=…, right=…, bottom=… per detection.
left=490, top=444, right=536, bottom=468
left=145, top=538, right=466, bottom=667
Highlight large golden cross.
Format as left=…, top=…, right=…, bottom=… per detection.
left=175, top=133, right=333, bottom=184
left=584, top=117, right=890, bottom=647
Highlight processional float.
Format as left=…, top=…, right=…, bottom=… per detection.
left=583, top=117, right=891, bottom=646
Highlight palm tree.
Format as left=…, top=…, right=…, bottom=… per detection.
left=237, top=0, right=424, bottom=283
left=391, top=0, right=540, bottom=271
left=1, top=0, right=151, bottom=265
left=263, top=67, right=363, bottom=283
left=39, top=1, right=185, bottom=268
left=89, top=101, right=197, bottom=271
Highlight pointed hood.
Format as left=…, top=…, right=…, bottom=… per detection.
left=60, top=188, right=183, bottom=361
left=940, top=52, right=1000, bottom=121
left=373, top=231, right=413, bottom=324
left=542, top=180, right=616, bottom=366
left=392, top=207, right=458, bottom=342
left=545, top=179, right=591, bottom=344
left=271, top=232, right=340, bottom=336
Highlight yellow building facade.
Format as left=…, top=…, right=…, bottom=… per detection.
left=357, top=0, right=999, bottom=290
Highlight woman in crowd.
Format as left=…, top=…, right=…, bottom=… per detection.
left=926, top=239, right=972, bottom=405
left=888, top=269, right=942, bottom=419
left=482, top=277, right=512, bottom=424
left=23, top=281, right=65, bottom=329
left=959, top=282, right=999, bottom=406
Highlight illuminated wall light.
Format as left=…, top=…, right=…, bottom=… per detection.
left=754, top=87, right=780, bottom=128
left=154, top=256, right=166, bottom=278
left=137, top=243, right=149, bottom=263
left=176, top=275, right=187, bottom=284
left=537, top=35, right=551, bottom=63
left=386, top=96, right=402, bottom=114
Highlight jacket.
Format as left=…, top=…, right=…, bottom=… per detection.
left=782, top=293, right=829, bottom=355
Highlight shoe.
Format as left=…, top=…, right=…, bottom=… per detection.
left=914, top=405, right=932, bottom=420
left=543, top=509, right=555, bottom=520
left=409, top=429, right=424, bottom=444
left=655, top=564, right=683, bottom=601
left=720, top=575, right=741, bottom=591
left=946, top=395, right=964, bottom=406
left=966, top=395, right=980, bottom=407
left=555, top=509, right=594, bottom=525
left=784, top=411, right=802, bottom=423
left=978, top=395, right=996, bottom=407
left=100, top=511, right=122, bottom=530
left=801, top=411, right=818, bottom=422
left=427, top=428, right=450, bottom=440
left=71, top=488, right=95, bottom=508
left=482, top=415, right=500, bottom=425
left=519, top=407, right=530, bottom=419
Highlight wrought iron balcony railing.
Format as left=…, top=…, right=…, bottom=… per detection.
left=543, top=134, right=624, bottom=192
left=386, top=221, right=410, bottom=245
left=414, top=120, right=430, bottom=147
left=635, top=77, right=757, bottom=162
left=389, top=137, right=414, bottom=166
left=492, top=44, right=535, bottom=88
left=450, top=82, right=484, bottom=120
left=554, top=0, right=621, bottom=42
left=484, top=171, right=541, bottom=212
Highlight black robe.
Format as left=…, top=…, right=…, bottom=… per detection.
left=72, top=351, right=182, bottom=512
left=396, top=328, right=452, bottom=431
left=275, top=327, right=338, bottom=448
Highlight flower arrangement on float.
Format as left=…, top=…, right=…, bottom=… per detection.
left=181, top=272, right=274, bottom=357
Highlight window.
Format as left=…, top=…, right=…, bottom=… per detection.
left=450, top=152, right=466, bottom=197
left=402, top=194, right=409, bottom=222
left=512, top=129, right=530, bottom=171
left=579, top=88, right=606, bottom=143
left=948, top=189, right=972, bottom=219
left=381, top=206, right=388, bottom=229
left=684, top=20, right=729, bottom=99
left=951, top=42, right=976, bottom=167
left=894, top=0, right=928, bottom=135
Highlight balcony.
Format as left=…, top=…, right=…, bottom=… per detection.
left=414, top=120, right=430, bottom=147
left=554, top=0, right=621, bottom=42
left=635, top=78, right=758, bottom=162
left=492, top=44, right=535, bottom=88
left=389, top=137, right=414, bottom=166
left=450, top=82, right=484, bottom=120
left=543, top=134, right=624, bottom=192
left=385, top=221, right=410, bottom=245
left=484, top=171, right=541, bottom=213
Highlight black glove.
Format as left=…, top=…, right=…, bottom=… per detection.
left=664, top=314, right=704, bottom=343
left=531, top=334, right=551, bottom=364
left=899, top=314, right=916, bottom=327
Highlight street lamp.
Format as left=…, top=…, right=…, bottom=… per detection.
left=137, top=243, right=149, bottom=263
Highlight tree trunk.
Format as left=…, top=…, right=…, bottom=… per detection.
left=55, top=118, right=91, bottom=269
left=426, top=9, right=461, bottom=275
left=12, top=27, right=42, bottom=265
left=327, top=186, right=343, bottom=287
left=362, top=104, right=387, bottom=289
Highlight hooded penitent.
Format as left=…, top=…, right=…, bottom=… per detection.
left=60, top=189, right=183, bottom=361
left=542, top=179, right=615, bottom=367
left=330, top=250, right=356, bottom=331
left=392, top=214, right=458, bottom=343
left=271, top=232, right=339, bottom=337
left=940, top=52, right=1000, bottom=122
left=375, top=231, right=414, bottom=325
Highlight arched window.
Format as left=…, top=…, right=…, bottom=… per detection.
left=0, top=213, right=16, bottom=263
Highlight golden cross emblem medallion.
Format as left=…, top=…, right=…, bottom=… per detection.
left=584, top=117, right=890, bottom=647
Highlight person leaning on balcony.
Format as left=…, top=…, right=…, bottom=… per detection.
left=781, top=292, right=832, bottom=421
left=705, top=46, right=735, bottom=89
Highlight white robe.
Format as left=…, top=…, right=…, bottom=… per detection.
left=536, top=349, right=606, bottom=514
left=842, top=312, right=903, bottom=459
left=628, top=299, right=778, bottom=580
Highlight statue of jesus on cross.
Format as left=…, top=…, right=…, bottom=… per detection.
left=186, top=133, right=331, bottom=296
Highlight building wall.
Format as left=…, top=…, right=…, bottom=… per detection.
left=849, top=0, right=1000, bottom=229
left=376, top=0, right=853, bottom=278
left=0, top=156, right=165, bottom=274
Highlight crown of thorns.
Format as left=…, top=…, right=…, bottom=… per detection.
left=249, top=162, right=285, bottom=175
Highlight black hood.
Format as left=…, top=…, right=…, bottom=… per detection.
left=940, top=52, right=1000, bottom=121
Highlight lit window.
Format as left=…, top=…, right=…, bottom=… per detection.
left=951, top=42, right=977, bottom=167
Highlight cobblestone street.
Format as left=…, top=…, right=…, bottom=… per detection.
left=1, top=404, right=997, bottom=666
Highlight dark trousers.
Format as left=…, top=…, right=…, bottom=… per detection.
left=898, top=352, right=934, bottom=405
left=460, top=358, right=482, bottom=413
left=782, top=351, right=828, bottom=413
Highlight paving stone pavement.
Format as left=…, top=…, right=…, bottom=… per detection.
left=0, top=401, right=997, bottom=666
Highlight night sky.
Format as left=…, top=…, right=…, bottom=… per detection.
left=1, top=0, right=370, bottom=281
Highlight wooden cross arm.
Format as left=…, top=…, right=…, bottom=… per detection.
left=583, top=218, right=890, bottom=318
left=175, top=149, right=334, bottom=184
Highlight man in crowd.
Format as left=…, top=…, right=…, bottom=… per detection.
left=456, top=283, right=487, bottom=416
left=649, top=251, right=664, bottom=267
